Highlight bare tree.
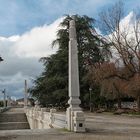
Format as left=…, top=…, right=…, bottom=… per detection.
left=99, top=1, right=140, bottom=72
left=98, top=0, right=140, bottom=111
left=88, top=62, right=127, bottom=109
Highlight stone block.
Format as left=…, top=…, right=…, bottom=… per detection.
left=50, top=109, right=56, bottom=113
left=73, top=111, right=85, bottom=132
left=41, top=108, right=47, bottom=112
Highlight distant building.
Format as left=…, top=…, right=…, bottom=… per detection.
left=16, top=98, right=34, bottom=106
left=16, top=98, right=24, bottom=106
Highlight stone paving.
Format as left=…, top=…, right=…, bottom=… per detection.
left=0, top=128, right=139, bottom=140
left=0, top=109, right=140, bottom=140
left=85, top=113, right=140, bottom=136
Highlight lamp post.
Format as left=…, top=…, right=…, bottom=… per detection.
left=0, top=56, right=3, bottom=62
left=1, top=89, right=6, bottom=108
left=24, top=80, right=28, bottom=107
left=0, top=57, right=5, bottom=108
left=89, top=87, right=93, bottom=112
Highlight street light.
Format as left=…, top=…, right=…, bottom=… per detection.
left=89, top=87, right=93, bottom=112
left=0, top=56, right=3, bottom=62
left=24, top=80, right=28, bottom=107
left=2, top=89, right=6, bottom=108
left=0, top=89, right=6, bottom=108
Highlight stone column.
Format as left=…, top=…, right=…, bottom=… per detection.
left=7, top=96, right=10, bottom=107
left=3, top=89, right=6, bottom=108
left=66, top=17, right=85, bottom=132
left=24, top=80, right=28, bottom=107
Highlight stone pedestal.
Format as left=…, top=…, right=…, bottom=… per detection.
left=73, top=111, right=85, bottom=132
left=66, top=17, right=85, bottom=132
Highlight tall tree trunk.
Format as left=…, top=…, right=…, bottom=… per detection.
left=137, top=96, right=140, bottom=112
left=118, top=98, right=121, bottom=109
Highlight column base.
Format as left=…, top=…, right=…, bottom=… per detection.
left=66, top=107, right=85, bottom=132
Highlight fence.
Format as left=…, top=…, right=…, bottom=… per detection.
left=25, top=107, right=67, bottom=129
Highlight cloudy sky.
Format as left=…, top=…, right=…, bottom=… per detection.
left=0, top=0, right=139, bottom=99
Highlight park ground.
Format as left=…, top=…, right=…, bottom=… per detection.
left=0, top=110, right=140, bottom=140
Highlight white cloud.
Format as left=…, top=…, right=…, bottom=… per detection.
left=107, top=11, right=140, bottom=67
left=13, top=17, right=64, bottom=58
left=8, top=35, right=20, bottom=42
left=0, top=17, right=63, bottom=98
left=95, top=28, right=102, bottom=35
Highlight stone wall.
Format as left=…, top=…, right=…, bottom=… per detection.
left=25, top=107, right=67, bottom=129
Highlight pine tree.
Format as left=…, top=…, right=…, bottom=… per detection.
left=29, top=15, right=107, bottom=107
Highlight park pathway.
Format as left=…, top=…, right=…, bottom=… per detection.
left=85, top=113, right=140, bottom=137
left=0, top=109, right=140, bottom=140
left=0, top=108, right=30, bottom=130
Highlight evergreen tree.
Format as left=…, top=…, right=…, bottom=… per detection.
left=29, top=15, right=107, bottom=107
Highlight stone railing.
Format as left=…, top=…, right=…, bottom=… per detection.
left=25, top=107, right=67, bottom=129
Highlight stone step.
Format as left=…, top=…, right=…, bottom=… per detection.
left=0, top=122, right=30, bottom=130
left=0, top=113, right=28, bottom=122
left=0, top=108, right=30, bottom=130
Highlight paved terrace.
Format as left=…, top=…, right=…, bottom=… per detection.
left=0, top=108, right=140, bottom=140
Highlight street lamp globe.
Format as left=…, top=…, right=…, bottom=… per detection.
left=0, top=56, right=3, bottom=62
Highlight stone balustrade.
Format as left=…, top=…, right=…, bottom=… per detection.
left=25, top=107, right=67, bottom=129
